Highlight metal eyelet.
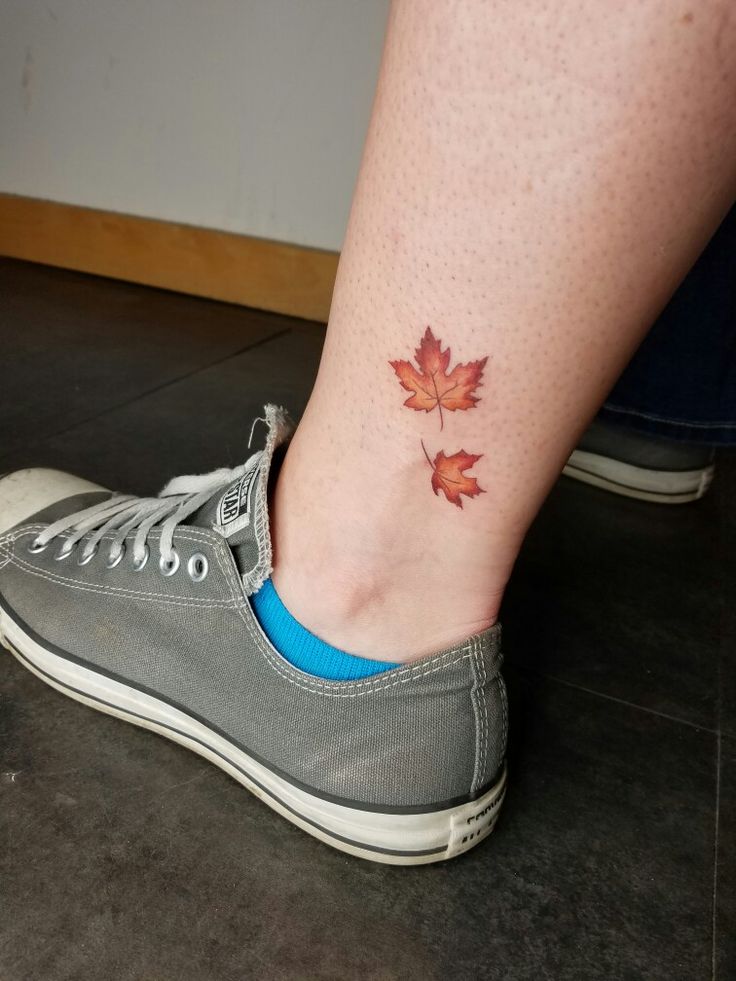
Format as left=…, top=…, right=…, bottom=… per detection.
left=77, top=543, right=99, bottom=566
left=187, top=553, right=209, bottom=583
left=132, top=544, right=150, bottom=572
left=27, top=538, right=48, bottom=554
left=54, top=541, right=75, bottom=561
left=106, top=543, right=126, bottom=569
left=159, top=549, right=180, bottom=577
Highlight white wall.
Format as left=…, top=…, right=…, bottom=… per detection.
left=0, top=0, right=388, bottom=252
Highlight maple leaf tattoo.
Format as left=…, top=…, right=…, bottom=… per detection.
left=422, top=440, right=484, bottom=508
left=390, top=326, right=487, bottom=430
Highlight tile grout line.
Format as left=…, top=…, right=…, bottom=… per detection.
left=712, top=467, right=727, bottom=979
left=711, top=729, right=721, bottom=981
left=2, top=327, right=292, bottom=460
left=532, top=669, right=719, bottom=734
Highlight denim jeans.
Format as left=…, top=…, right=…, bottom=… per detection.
left=599, top=205, right=736, bottom=445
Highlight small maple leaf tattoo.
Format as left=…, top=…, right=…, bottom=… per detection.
left=422, top=440, right=484, bottom=508
left=389, top=326, right=487, bottom=430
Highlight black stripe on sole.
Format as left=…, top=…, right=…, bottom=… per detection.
left=5, top=639, right=446, bottom=860
left=0, top=592, right=498, bottom=815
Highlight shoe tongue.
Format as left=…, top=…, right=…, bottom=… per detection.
left=195, top=404, right=292, bottom=594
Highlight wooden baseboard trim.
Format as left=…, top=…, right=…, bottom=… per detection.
left=0, top=193, right=338, bottom=322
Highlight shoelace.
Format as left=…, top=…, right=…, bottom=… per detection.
left=29, top=459, right=255, bottom=571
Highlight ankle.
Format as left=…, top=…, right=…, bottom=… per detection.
left=270, top=459, right=511, bottom=661
left=271, top=559, right=504, bottom=662
left=268, top=410, right=521, bottom=661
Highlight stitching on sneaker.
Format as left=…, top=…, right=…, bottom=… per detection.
left=236, top=601, right=476, bottom=697
left=4, top=527, right=240, bottom=607
left=499, top=673, right=509, bottom=752
left=477, top=635, right=489, bottom=790
left=469, top=637, right=483, bottom=794
left=6, top=521, right=483, bottom=692
left=243, top=470, right=271, bottom=593
left=7, top=553, right=235, bottom=606
left=241, top=405, right=291, bottom=595
left=2, top=561, right=239, bottom=608
left=5, top=526, right=474, bottom=689
left=2, top=520, right=504, bottom=698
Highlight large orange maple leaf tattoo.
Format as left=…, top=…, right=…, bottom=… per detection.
left=422, top=441, right=484, bottom=508
left=389, top=326, right=487, bottom=430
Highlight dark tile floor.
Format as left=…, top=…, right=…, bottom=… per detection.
left=1, top=258, right=732, bottom=981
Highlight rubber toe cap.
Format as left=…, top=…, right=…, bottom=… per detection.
left=0, top=469, right=107, bottom=536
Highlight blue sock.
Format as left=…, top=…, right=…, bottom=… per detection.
left=250, top=578, right=399, bottom=681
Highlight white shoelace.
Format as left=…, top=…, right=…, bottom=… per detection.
left=30, top=459, right=255, bottom=568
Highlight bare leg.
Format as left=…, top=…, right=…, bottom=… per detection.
left=272, top=0, right=736, bottom=660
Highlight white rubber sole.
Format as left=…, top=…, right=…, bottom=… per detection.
left=0, top=605, right=506, bottom=865
left=563, top=449, right=714, bottom=504
left=0, top=469, right=105, bottom=534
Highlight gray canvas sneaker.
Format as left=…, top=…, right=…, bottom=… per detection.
left=0, top=406, right=507, bottom=865
left=564, top=418, right=715, bottom=503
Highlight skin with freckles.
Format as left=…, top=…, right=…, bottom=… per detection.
left=272, top=0, right=736, bottom=662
